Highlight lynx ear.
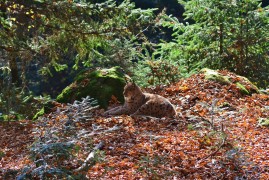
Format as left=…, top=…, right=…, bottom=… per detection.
left=124, top=76, right=135, bottom=85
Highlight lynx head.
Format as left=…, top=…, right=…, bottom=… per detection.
left=123, top=82, right=142, bottom=98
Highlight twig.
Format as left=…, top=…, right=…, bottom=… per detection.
left=77, top=125, right=121, bottom=138
left=210, top=98, right=218, bottom=128
left=74, top=141, right=105, bottom=172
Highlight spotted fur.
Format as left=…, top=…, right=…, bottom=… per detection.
left=104, top=82, right=177, bottom=118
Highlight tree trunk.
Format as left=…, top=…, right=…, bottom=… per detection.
left=8, top=53, right=19, bottom=85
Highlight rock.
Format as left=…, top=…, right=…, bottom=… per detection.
left=201, top=68, right=259, bottom=95
left=260, top=89, right=269, bottom=95
left=201, top=68, right=231, bottom=85
left=258, top=118, right=269, bottom=127
left=56, top=66, right=129, bottom=109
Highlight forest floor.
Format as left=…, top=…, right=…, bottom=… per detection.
left=1, top=71, right=269, bottom=179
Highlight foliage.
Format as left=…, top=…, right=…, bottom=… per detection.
left=17, top=96, right=100, bottom=179
left=0, top=0, right=156, bottom=75
left=132, top=8, right=200, bottom=87
left=132, top=58, right=182, bottom=87
left=146, top=60, right=179, bottom=85
left=0, top=0, right=157, bottom=119
left=157, top=0, right=269, bottom=88
left=0, top=67, right=51, bottom=120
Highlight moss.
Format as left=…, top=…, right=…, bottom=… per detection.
left=32, top=101, right=54, bottom=120
left=237, top=75, right=259, bottom=94
left=201, top=68, right=259, bottom=95
left=33, top=107, right=45, bottom=120
left=236, top=82, right=249, bottom=95
left=56, top=86, right=74, bottom=103
left=201, top=68, right=231, bottom=85
left=56, top=66, right=128, bottom=109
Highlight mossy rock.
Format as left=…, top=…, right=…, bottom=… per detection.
left=201, top=68, right=259, bottom=95
left=201, top=68, right=231, bottom=85
left=235, top=82, right=249, bottom=95
left=33, top=101, right=55, bottom=120
left=56, top=66, right=128, bottom=109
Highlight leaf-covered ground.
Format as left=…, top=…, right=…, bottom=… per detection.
left=1, top=71, right=269, bottom=179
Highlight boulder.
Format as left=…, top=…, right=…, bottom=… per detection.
left=201, top=68, right=231, bottom=85
left=56, top=67, right=128, bottom=108
left=201, top=68, right=259, bottom=95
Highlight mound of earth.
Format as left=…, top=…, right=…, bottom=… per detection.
left=1, top=69, right=269, bottom=179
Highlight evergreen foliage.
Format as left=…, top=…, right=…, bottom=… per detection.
left=0, top=0, right=156, bottom=80
left=158, top=0, right=269, bottom=87
left=0, top=67, right=51, bottom=120
left=0, top=0, right=156, bottom=118
left=18, top=96, right=100, bottom=179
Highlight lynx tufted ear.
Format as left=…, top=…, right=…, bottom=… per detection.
left=124, top=75, right=132, bottom=83
left=124, top=77, right=136, bottom=86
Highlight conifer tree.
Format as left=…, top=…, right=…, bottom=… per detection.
left=159, top=0, right=269, bottom=87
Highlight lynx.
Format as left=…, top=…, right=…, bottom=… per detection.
left=104, top=82, right=177, bottom=118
